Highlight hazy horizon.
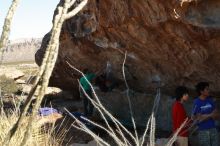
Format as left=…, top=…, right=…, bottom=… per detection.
left=0, top=0, right=59, bottom=40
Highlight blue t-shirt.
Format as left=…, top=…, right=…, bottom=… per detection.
left=193, top=97, right=216, bottom=130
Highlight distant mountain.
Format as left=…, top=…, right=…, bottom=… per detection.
left=1, top=38, right=42, bottom=63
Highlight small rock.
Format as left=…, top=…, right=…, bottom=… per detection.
left=21, top=85, right=62, bottom=95
left=15, top=79, right=26, bottom=84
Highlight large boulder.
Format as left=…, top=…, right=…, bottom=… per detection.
left=94, top=89, right=176, bottom=131
left=36, top=0, right=220, bottom=94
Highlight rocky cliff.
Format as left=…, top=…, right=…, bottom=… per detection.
left=36, top=0, right=220, bottom=94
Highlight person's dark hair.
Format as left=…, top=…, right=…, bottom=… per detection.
left=83, top=68, right=89, bottom=74
left=175, top=86, right=189, bottom=101
left=195, top=82, right=209, bottom=95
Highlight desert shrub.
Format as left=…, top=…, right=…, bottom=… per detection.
left=0, top=75, right=20, bottom=95
left=0, top=106, right=66, bottom=146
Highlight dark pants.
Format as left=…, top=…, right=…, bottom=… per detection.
left=83, top=90, right=94, bottom=117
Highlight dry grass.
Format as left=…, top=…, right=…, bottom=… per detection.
left=0, top=75, right=21, bottom=95
left=4, top=1, right=89, bottom=145
left=0, top=106, right=67, bottom=146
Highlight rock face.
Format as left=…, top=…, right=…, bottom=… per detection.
left=36, top=0, right=220, bottom=94
left=95, top=89, right=175, bottom=131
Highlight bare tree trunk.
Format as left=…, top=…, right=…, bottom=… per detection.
left=2, top=0, right=88, bottom=145
left=0, top=0, right=20, bottom=64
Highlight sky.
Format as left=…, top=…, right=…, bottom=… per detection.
left=0, top=0, right=60, bottom=40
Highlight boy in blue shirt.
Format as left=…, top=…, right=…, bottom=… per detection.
left=193, top=82, right=219, bottom=146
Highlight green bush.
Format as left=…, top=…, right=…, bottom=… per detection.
left=0, top=75, right=20, bottom=95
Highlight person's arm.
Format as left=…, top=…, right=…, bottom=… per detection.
left=199, top=99, right=220, bottom=121
left=191, top=103, right=202, bottom=122
left=95, top=66, right=105, bottom=76
left=211, top=109, right=220, bottom=120
left=176, top=104, right=188, bottom=129
left=211, top=99, right=220, bottom=120
left=175, top=105, right=190, bottom=135
left=196, top=113, right=213, bottom=122
left=90, top=73, right=96, bottom=84
left=196, top=99, right=219, bottom=122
